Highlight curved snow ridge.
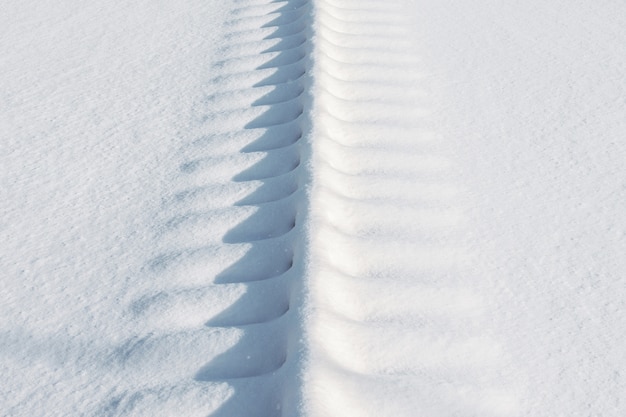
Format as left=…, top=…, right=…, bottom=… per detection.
left=305, top=0, right=519, bottom=416
left=110, top=1, right=311, bottom=415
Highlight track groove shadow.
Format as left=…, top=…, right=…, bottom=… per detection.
left=116, top=1, right=311, bottom=416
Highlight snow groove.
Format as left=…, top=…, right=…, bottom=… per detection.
left=96, top=1, right=517, bottom=415
left=112, top=1, right=310, bottom=415
left=305, top=1, right=518, bottom=416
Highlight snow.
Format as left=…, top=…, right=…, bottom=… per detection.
left=2, top=0, right=626, bottom=416
left=407, top=0, right=626, bottom=414
left=1, top=1, right=231, bottom=415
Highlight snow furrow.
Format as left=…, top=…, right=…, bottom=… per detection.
left=304, top=1, right=518, bottom=416
left=116, top=1, right=310, bottom=415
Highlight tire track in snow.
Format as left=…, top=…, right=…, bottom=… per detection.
left=306, top=1, right=518, bottom=416
left=106, top=1, right=310, bottom=415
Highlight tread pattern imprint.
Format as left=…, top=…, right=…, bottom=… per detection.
left=111, top=1, right=310, bottom=416
left=305, top=1, right=519, bottom=416
left=104, top=0, right=519, bottom=416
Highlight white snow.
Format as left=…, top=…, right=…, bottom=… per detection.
left=406, top=0, right=626, bottom=414
left=1, top=1, right=232, bottom=415
left=2, top=0, right=626, bottom=416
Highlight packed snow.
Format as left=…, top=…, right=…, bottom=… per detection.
left=1, top=0, right=625, bottom=416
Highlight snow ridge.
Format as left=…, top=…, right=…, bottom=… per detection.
left=113, top=1, right=311, bottom=415
left=305, top=0, right=518, bottom=416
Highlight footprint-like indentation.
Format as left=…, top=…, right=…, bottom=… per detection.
left=235, top=171, right=299, bottom=205
left=252, top=82, right=304, bottom=106
left=204, top=273, right=293, bottom=327
left=244, top=98, right=303, bottom=128
left=130, top=273, right=292, bottom=330
left=257, top=47, right=306, bottom=69
left=262, top=32, right=307, bottom=53
left=205, top=62, right=304, bottom=91
left=223, top=196, right=298, bottom=243
left=264, top=18, right=307, bottom=40
left=157, top=181, right=296, bottom=223
left=254, top=62, right=306, bottom=86
left=187, top=119, right=301, bottom=155
left=195, top=313, right=290, bottom=380
left=233, top=145, right=301, bottom=181
left=261, top=8, right=307, bottom=28
left=214, top=238, right=295, bottom=284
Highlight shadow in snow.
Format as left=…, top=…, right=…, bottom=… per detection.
left=137, top=0, right=310, bottom=417
left=115, top=1, right=310, bottom=414
left=194, top=2, right=310, bottom=414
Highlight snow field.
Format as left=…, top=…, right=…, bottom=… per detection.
left=3, top=0, right=626, bottom=415
left=403, top=1, right=626, bottom=415
left=0, top=1, right=234, bottom=415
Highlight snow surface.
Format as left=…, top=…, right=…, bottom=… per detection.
left=2, top=0, right=626, bottom=416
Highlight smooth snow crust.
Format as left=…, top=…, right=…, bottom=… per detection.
left=406, top=0, right=626, bottom=415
